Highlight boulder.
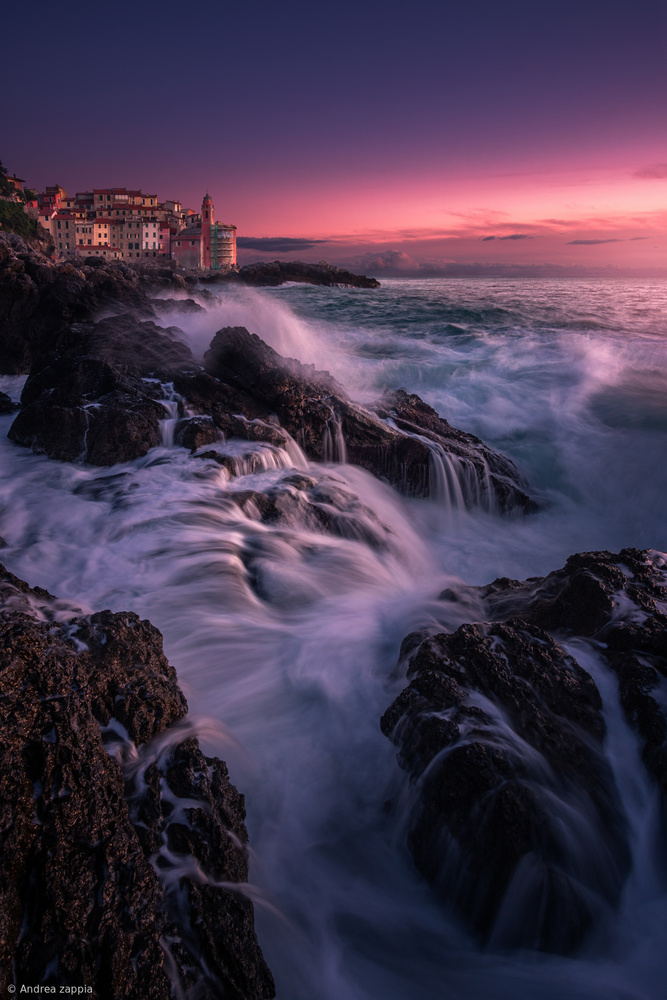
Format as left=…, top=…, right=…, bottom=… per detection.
left=9, top=354, right=166, bottom=464
left=479, top=547, right=667, bottom=791
left=0, top=234, right=194, bottom=376
left=203, top=327, right=536, bottom=510
left=383, top=548, right=667, bottom=952
left=381, top=619, right=630, bottom=953
left=0, top=563, right=274, bottom=999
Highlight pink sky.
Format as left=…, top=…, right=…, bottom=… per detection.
left=232, top=159, right=667, bottom=275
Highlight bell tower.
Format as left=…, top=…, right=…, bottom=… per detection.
left=201, top=192, right=214, bottom=268
left=202, top=192, right=214, bottom=225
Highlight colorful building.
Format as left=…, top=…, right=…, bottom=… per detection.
left=171, top=193, right=237, bottom=270
left=30, top=180, right=236, bottom=268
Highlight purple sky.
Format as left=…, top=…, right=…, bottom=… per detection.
left=5, top=0, right=666, bottom=274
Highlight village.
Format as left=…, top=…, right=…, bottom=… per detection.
left=0, top=169, right=237, bottom=271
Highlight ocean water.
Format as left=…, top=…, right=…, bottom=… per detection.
left=1, top=276, right=666, bottom=998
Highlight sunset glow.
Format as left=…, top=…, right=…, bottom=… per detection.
left=4, top=0, right=666, bottom=275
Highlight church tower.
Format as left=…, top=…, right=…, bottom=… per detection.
left=201, top=193, right=214, bottom=267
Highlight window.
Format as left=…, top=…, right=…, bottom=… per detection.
left=59, top=242, right=62, bottom=248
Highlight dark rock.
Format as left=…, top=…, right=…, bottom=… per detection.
left=9, top=354, right=165, bottom=464
left=226, top=473, right=391, bottom=548
left=174, top=415, right=221, bottom=451
left=151, top=296, right=206, bottom=314
left=128, top=737, right=275, bottom=999
left=381, top=620, right=630, bottom=953
left=0, top=563, right=274, bottom=999
left=202, top=258, right=380, bottom=288
left=384, top=547, right=667, bottom=951
left=479, top=548, right=667, bottom=792
left=0, top=391, right=15, bottom=414
left=203, top=327, right=535, bottom=510
left=0, top=234, right=193, bottom=376
left=84, top=314, right=195, bottom=374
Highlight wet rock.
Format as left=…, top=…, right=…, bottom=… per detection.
left=203, top=258, right=380, bottom=288
left=129, top=738, right=275, bottom=1000
left=0, top=564, right=274, bottom=999
left=480, top=548, right=667, bottom=792
left=83, top=313, right=195, bottom=374
left=0, top=234, right=194, bottom=376
left=151, top=296, right=206, bottom=314
left=372, top=389, right=537, bottom=511
left=204, top=327, right=535, bottom=510
left=174, top=415, right=221, bottom=451
left=381, top=619, right=630, bottom=953
left=8, top=354, right=165, bottom=464
left=384, top=547, right=667, bottom=951
left=229, top=473, right=391, bottom=547
left=0, top=391, right=15, bottom=414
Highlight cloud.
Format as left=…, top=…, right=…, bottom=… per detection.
left=566, top=239, right=622, bottom=245
left=634, top=163, right=667, bottom=179
left=352, top=249, right=419, bottom=272
left=236, top=236, right=329, bottom=253
left=481, top=233, right=532, bottom=242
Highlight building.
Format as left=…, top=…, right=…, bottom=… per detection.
left=171, top=193, right=237, bottom=270
left=32, top=180, right=236, bottom=268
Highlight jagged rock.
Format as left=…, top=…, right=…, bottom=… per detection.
left=83, top=313, right=195, bottom=373
left=151, top=296, right=206, bottom=314
left=0, top=234, right=195, bottom=376
left=372, top=389, right=535, bottom=511
left=227, top=473, right=391, bottom=548
left=174, top=415, right=221, bottom=451
left=383, top=547, right=667, bottom=952
left=0, top=391, right=15, bottom=414
left=381, top=620, right=629, bottom=953
left=0, top=564, right=274, bottom=999
left=203, top=327, right=535, bottom=509
left=129, top=738, right=275, bottom=1000
left=8, top=354, right=165, bottom=464
left=479, top=547, right=667, bottom=792
left=201, top=258, right=380, bottom=288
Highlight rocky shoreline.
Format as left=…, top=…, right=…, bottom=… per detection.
left=2, top=229, right=666, bottom=989
left=0, top=564, right=274, bottom=999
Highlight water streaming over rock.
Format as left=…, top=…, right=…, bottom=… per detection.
left=2, top=276, right=667, bottom=998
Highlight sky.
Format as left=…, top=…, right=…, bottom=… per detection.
left=4, top=0, right=666, bottom=275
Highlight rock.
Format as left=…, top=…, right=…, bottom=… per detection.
left=203, top=327, right=535, bottom=510
left=480, top=547, right=667, bottom=792
left=0, top=391, right=15, bottom=414
left=174, top=415, right=221, bottom=451
left=0, top=563, right=274, bottom=999
left=129, top=737, right=275, bottom=999
left=83, top=313, right=195, bottom=374
left=151, top=296, right=206, bottom=314
left=8, top=354, right=165, bottom=464
left=383, top=547, right=667, bottom=951
left=203, top=258, right=380, bottom=288
left=0, top=234, right=193, bottom=376
left=372, top=389, right=536, bottom=511
left=226, top=472, right=391, bottom=548
left=381, top=620, right=629, bottom=953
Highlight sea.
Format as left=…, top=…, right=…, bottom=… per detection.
left=1, top=276, right=666, bottom=999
